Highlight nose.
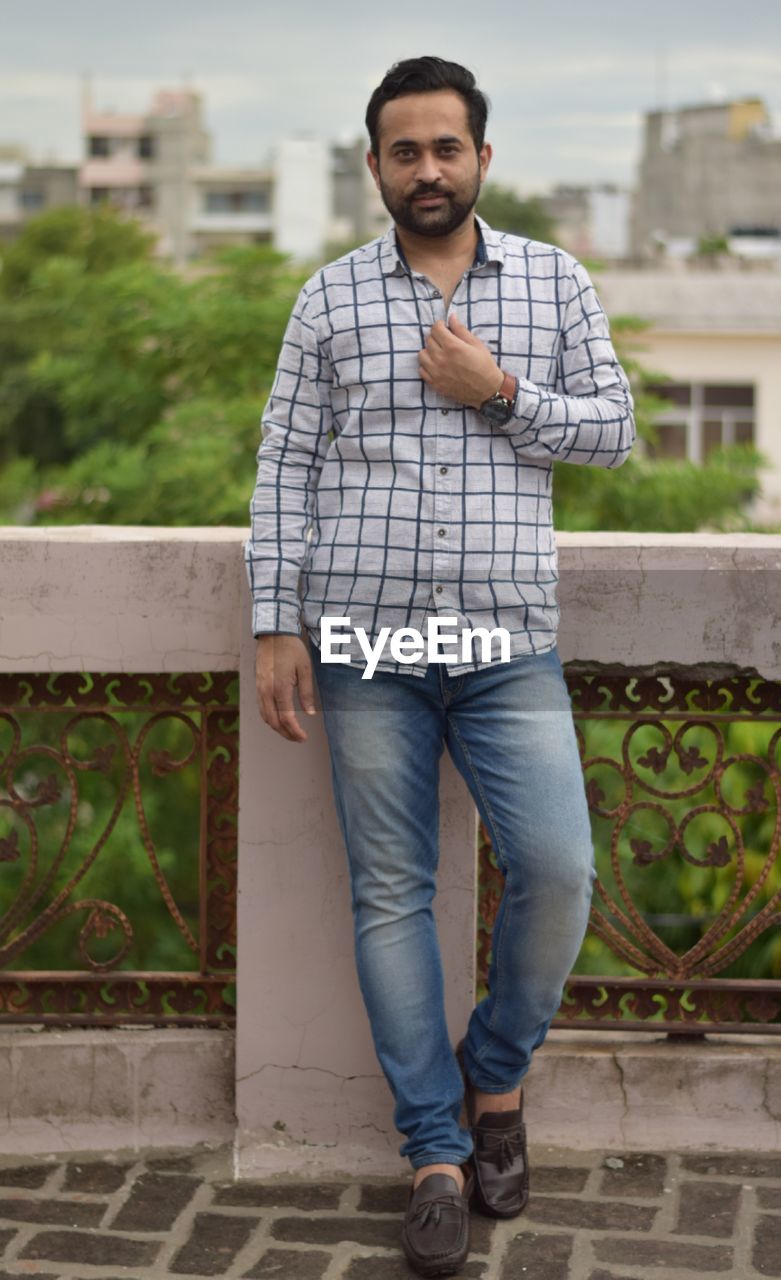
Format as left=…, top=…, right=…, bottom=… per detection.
left=415, top=151, right=443, bottom=185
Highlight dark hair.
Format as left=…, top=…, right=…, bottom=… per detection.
left=365, top=56, right=489, bottom=156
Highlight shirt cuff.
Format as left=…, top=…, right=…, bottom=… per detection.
left=251, top=600, right=302, bottom=636
left=511, top=377, right=543, bottom=428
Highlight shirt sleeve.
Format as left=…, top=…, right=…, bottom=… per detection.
left=244, top=286, right=332, bottom=636
left=501, top=256, right=636, bottom=468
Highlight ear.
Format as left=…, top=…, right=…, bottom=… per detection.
left=366, top=149, right=381, bottom=191
left=478, top=142, right=492, bottom=185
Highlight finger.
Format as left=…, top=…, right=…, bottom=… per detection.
left=260, top=681, right=286, bottom=736
left=260, top=677, right=292, bottom=738
left=427, top=321, right=450, bottom=348
left=296, top=658, right=317, bottom=717
left=448, top=312, right=478, bottom=344
left=275, top=684, right=307, bottom=742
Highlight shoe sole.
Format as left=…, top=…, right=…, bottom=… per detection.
left=402, top=1230, right=471, bottom=1277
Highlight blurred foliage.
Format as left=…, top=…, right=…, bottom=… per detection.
left=695, top=233, right=732, bottom=258
left=0, top=204, right=156, bottom=296
left=476, top=181, right=555, bottom=241
left=0, top=207, right=308, bottom=524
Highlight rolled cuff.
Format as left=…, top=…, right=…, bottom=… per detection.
left=251, top=600, right=302, bottom=637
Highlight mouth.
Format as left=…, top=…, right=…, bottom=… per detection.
left=412, top=193, right=448, bottom=208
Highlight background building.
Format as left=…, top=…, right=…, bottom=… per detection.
left=595, top=266, right=781, bottom=522
left=3, top=84, right=780, bottom=516
left=542, top=184, right=632, bottom=261
left=0, top=144, right=79, bottom=244
left=189, top=165, right=273, bottom=257
left=80, top=86, right=381, bottom=263
left=0, top=86, right=384, bottom=264
left=631, top=98, right=781, bottom=259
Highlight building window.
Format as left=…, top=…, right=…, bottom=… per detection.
left=89, top=136, right=111, bottom=157
left=20, top=190, right=45, bottom=210
left=646, top=382, right=755, bottom=462
left=89, top=187, right=110, bottom=205
left=204, top=189, right=269, bottom=213
left=245, top=190, right=269, bottom=212
left=137, top=186, right=154, bottom=209
left=138, top=136, right=154, bottom=159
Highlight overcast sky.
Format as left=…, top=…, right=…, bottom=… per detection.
left=4, top=0, right=781, bottom=192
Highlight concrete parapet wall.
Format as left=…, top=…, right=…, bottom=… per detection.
left=1, top=527, right=780, bottom=1168
left=531, top=1032, right=781, bottom=1154
left=0, top=1027, right=234, bottom=1154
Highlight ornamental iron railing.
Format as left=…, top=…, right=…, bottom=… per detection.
left=478, top=666, right=781, bottom=1033
left=4, top=665, right=780, bottom=1033
left=0, top=673, right=237, bottom=1026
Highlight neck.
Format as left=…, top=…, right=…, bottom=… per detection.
left=395, top=213, right=479, bottom=269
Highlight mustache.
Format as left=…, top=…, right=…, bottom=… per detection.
left=410, top=183, right=452, bottom=198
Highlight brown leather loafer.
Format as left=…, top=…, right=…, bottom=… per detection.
left=402, top=1163, right=475, bottom=1277
left=455, top=1037, right=529, bottom=1219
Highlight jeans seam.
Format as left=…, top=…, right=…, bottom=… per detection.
left=448, top=716, right=512, bottom=1046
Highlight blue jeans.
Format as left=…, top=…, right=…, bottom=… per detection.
left=311, top=641, right=596, bottom=1171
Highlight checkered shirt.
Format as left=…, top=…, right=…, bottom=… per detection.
left=244, top=215, right=636, bottom=676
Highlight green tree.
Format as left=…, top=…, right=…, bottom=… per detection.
left=695, top=233, right=731, bottom=258
left=0, top=212, right=307, bottom=524
left=476, top=182, right=555, bottom=241
left=0, top=203, right=155, bottom=297
left=0, top=203, right=768, bottom=534
left=0, top=206, right=162, bottom=468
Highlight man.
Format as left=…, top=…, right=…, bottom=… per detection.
left=245, top=56, right=635, bottom=1278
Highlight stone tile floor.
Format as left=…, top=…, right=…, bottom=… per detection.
left=0, top=1141, right=779, bottom=1280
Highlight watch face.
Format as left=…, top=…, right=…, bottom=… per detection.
left=481, top=396, right=513, bottom=425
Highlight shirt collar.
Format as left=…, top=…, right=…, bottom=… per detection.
left=379, top=212, right=505, bottom=276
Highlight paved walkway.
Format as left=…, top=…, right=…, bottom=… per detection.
left=0, top=1141, right=779, bottom=1279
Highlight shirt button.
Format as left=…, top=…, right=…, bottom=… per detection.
left=441, top=408, right=449, bottom=415
left=439, top=466, right=448, bottom=475
left=435, top=585, right=443, bottom=594
left=437, top=528, right=446, bottom=537
left=432, top=290, right=441, bottom=298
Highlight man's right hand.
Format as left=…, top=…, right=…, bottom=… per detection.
left=255, top=634, right=317, bottom=743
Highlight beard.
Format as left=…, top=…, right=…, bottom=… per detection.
left=378, top=166, right=482, bottom=238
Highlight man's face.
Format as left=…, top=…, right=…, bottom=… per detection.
left=367, top=89, right=491, bottom=238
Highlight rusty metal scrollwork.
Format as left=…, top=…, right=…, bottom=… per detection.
left=0, top=673, right=237, bottom=1025
left=477, top=668, right=781, bottom=1032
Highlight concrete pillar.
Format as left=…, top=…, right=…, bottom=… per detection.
left=235, top=571, right=479, bottom=1177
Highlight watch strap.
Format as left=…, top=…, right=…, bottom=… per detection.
left=497, top=370, right=517, bottom=403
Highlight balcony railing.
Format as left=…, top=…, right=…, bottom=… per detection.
left=1, top=528, right=780, bottom=1046
left=0, top=670, right=237, bottom=1025
left=479, top=665, right=781, bottom=1033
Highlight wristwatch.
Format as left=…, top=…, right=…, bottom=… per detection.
left=479, top=371, right=518, bottom=425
